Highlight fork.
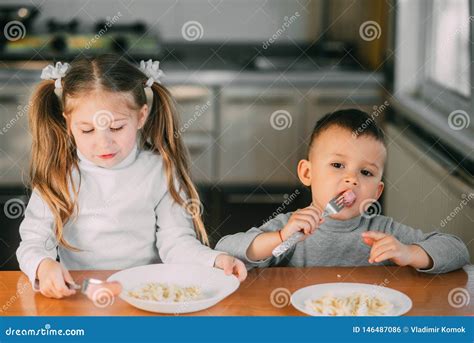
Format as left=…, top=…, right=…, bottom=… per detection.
left=271, top=193, right=347, bottom=257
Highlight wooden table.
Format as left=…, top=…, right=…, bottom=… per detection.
left=1, top=266, right=472, bottom=316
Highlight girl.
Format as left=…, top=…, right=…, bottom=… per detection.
left=16, top=54, right=246, bottom=299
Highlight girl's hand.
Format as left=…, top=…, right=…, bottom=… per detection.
left=362, top=231, right=432, bottom=269
left=281, top=206, right=324, bottom=242
left=36, top=258, right=76, bottom=299
left=214, top=254, right=247, bottom=282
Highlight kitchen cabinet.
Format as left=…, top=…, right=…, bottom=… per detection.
left=168, top=85, right=216, bottom=184
left=218, top=87, right=304, bottom=185
left=0, top=82, right=34, bottom=186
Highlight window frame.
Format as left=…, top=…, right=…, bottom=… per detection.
left=393, top=0, right=473, bottom=158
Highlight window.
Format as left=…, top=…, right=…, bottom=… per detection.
left=427, top=0, right=471, bottom=97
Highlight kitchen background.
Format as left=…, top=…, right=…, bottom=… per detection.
left=0, top=0, right=472, bottom=270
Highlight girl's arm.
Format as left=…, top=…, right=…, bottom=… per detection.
left=154, top=188, right=224, bottom=267
left=16, top=189, right=59, bottom=290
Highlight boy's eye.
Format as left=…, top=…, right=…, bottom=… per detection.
left=331, top=162, right=343, bottom=168
left=111, top=126, right=124, bottom=132
left=361, top=169, right=373, bottom=177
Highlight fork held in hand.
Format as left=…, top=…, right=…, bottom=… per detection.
left=271, top=192, right=350, bottom=257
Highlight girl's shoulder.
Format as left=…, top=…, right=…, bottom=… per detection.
left=137, top=149, right=164, bottom=170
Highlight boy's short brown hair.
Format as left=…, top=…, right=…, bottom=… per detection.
left=308, top=109, right=385, bottom=156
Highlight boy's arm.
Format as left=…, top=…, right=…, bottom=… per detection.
left=380, top=218, right=470, bottom=273
left=215, top=213, right=293, bottom=269
left=246, top=231, right=284, bottom=261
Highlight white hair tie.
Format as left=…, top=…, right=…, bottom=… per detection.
left=40, top=62, right=70, bottom=91
left=139, top=59, right=164, bottom=88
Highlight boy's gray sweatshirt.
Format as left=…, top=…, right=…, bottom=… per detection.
left=215, top=213, right=470, bottom=274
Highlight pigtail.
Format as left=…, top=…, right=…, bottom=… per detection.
left=142, top=83, right=210, bottom=246
left=29, top=80, right=80, bottom=251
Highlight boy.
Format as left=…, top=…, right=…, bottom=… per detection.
left=216, top=109, right=470, bottom=273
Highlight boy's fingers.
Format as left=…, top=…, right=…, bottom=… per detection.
left=372, top=249, right=396, bottom=263
left=362, top=237, right=375, bottom=246
left=299, top=208, right=323, bottom=224
left=294, top=213, right=318, bottom=231
left=292, top=219, right=311, bottom=233
left=369, top=242, right=394, bottom=262
left=362, top=231, right=387, bottom=241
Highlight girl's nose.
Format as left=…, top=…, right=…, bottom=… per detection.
left=97, top=131, right=113, bottom=147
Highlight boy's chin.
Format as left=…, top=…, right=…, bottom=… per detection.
left=329, top=210, right=360, bottom=221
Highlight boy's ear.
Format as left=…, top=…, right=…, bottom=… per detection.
left=138, top=104, right=149, bottom=129
left=375, top=181, right=384, bottom=200
left=297, top=159, right=312, bottom=186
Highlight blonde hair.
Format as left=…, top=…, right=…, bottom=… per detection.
left=28, top=54, right=209, bottom=250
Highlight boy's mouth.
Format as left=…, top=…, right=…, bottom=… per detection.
left=338, top=189, right=357, bottom=208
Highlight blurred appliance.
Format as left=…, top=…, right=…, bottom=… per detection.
left=0, top=5, right=161, bottom=60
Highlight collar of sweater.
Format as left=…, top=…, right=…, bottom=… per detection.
left=77, top=144, right=139, bottom=171
left=319, top=214, right=363, bottom=232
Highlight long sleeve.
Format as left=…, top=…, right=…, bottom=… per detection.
left=16, top=189, right=58, bottom=290
left=215, top=213, right=294, bottom=269
left=382, top=219, right=470, bottom=274
left=154, top=187, right=224, bottom=267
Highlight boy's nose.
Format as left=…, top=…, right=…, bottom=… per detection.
left=344, top=176, right=358, bottom=186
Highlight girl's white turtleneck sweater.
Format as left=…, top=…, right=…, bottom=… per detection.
left=17, top=144, right=223, bottom=288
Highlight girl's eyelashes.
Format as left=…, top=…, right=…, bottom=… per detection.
left=80, top=126, right=125, bottom=134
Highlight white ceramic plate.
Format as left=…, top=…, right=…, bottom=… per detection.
left=107, top=264, right=239, bottom=314
left=291, top=282, right=412, bottom=316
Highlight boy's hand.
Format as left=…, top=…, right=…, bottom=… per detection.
left=36, top=258, right=76, bottom=299
left=281, top=206, right=324, bottom=242
left=214, top=254, right=247, bottom=282
left=362, top=231, right=432, bottom=269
